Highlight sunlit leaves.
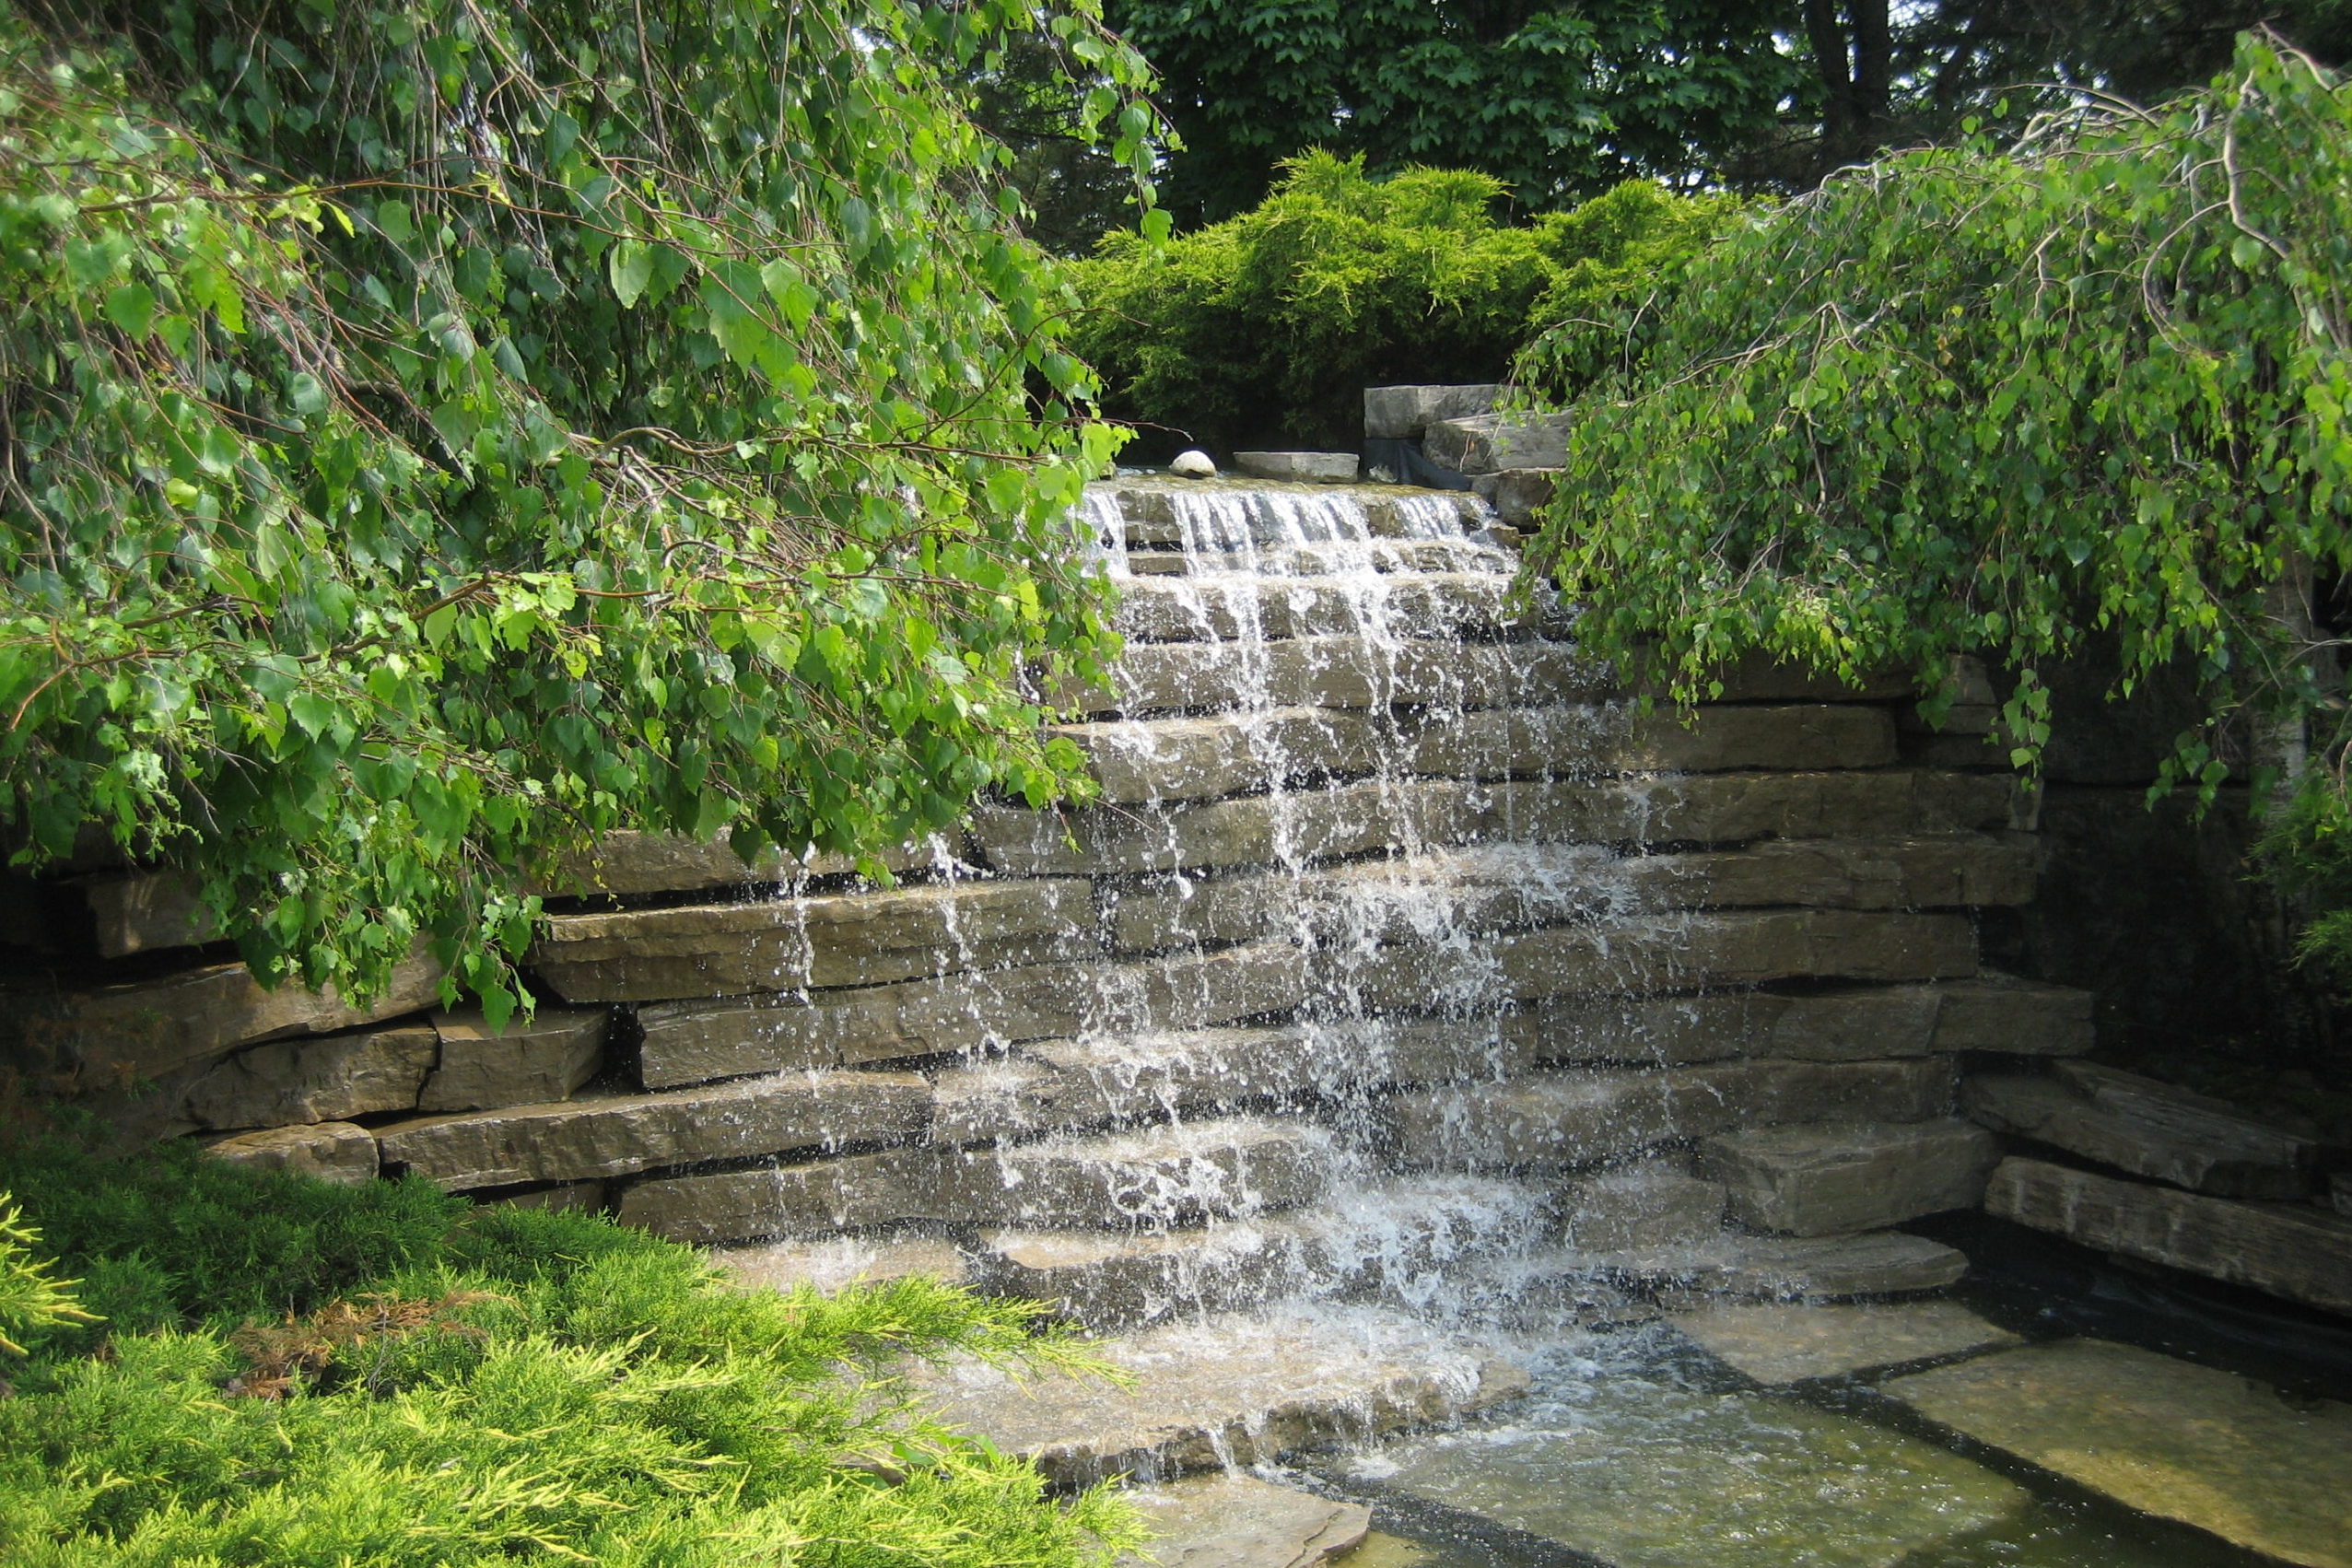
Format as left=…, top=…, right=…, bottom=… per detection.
left=0, top=1, right=1160, bottom=1012
left=1527, top=37, right=2352, bottom=805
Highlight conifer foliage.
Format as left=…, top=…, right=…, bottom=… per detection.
left=0, top=2, right=1158, bottom=1019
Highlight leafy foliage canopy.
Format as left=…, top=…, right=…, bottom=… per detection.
left=1523, top=35, right=2352, bottom=897
left=0, top=0, right=1158, bottom=1019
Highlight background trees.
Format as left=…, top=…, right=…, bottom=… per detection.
left=1101, top=0, right=2352, bottom=229
left=0, top=1, right=1155, bottom=1015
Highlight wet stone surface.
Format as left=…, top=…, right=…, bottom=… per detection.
left=906, top=1305, right=1529, bottom=1488
left=1884, top=1339, right=2352, bottom=1568
left=1669, top=1300, right=2019, bottom=1385
left=1345, top=1334, right=2030, bottom=1568
left=1116, top=1472, right=1371, bottom=1568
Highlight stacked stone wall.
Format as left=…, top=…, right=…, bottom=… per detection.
left=0, top=478, right=2099, bottom=1327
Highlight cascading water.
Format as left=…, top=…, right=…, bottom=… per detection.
left=1024, top=474, right=1671, bottom=1329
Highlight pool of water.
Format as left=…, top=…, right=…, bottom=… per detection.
left=1285, top=1222, right=2349, bottom=1568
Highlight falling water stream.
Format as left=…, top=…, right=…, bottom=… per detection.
left=1020, top=474, right=2351, bottom=1568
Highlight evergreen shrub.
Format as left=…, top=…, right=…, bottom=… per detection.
left=0, top=1141, right=1136, bottom=1568
left=1068, top=152, right=1740, bottom=457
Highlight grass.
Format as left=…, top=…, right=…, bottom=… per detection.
left=0, top=1134, right=1140, bottom=1568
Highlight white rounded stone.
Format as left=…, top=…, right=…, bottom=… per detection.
left=1169, top=449, right=1217, bottom=478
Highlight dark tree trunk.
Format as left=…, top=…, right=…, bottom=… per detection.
left=1808, top=0, right=1896, bottom=178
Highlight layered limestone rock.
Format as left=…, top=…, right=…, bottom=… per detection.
left=1984, top=1156, right=2352, bottom=1315
left=1695, top=1119, right=2002, bottom=1235
left=1963, top=1059, right=2316, bottom=1198
left=1672, top=1300, right=2019, bottom=1385
left=184, top=1025, right=438, bottom=1129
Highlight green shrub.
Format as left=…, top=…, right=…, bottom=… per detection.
left=0, top=1143, right=1136, bottom=1568
left=1068, top=152, right=1740, bottom=456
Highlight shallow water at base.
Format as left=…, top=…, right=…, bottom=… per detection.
left=1307, top=1324, right=2265, bottom=1568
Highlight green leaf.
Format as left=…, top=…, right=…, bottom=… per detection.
left=608, top=240, right=652, bottom=308
left=101, top=282, right=154, bottom=338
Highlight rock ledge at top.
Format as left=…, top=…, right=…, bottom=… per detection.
left=1363, top=383, right=1501, bottom=439
left=1232, top=451, right=1359, bottom=483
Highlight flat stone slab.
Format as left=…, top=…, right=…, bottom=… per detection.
left=968, top=1174, right=1546, bottom=1329
left=1696, top=1118, right=2000, bottom=1236
left=1613, top=1230, right=1971, bottom=1301
left=423, top=1006, right=605, bottom=1113
left=1984, top=1156, right=2352, bottom=1314
left=205, top=1120, right=379, bottom=1185
left=183, top=1024, right=437, bottom=1129
left=1117, top=1473, right=1370, bottom=1568
left=1672, top=1300, right=2019, bottom=1384
left=532, top=878, right=1093, bottom=1003
left=1363, top=1371, right=2026, bottom=1568
left=907, top=1306, right=1527, bottom=1486
left=1535, top=972, right=2091, bottom=1068
left=717, top=1234, right=973, bottom=1293
left=1232, top=451, right=1360, bottom=484
left=3, top=947, right=444, bottom=1083
left=1885, top=1339, right=2352, bottom=1567
left=375, top=1069, right=930, bottom=1190
left=1964, top=1061, right=2316, bottom=1198
left=943, top=1115, right=1338, bottom=1229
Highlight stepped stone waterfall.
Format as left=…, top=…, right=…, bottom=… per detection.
left=11, top=474, right=2098, bottom=1479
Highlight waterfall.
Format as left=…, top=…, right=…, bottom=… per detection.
left=504, top=468, right=2065, bottom=1350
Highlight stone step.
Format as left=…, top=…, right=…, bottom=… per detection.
left=1671, top=1300, right=2019, bottom=1385
left=965, top=1173, right=1550, bottom=1329
left=717, top=1233, right=977, bottom=1293
left=1694, top=1118, right=2002, bottom=1236
left=1082, top=635, right=1603, bottom=716
left=1550, top=1163, right=1729, bottom=1253
left=1107, top=835, right=2033, bottom=953
left=1410, top=702, right=1900, bottom=778
left=1059, top=708, right=1380, bottom=804
left=942, top=1115, right=1338, bottom=1229
left=1110, top=571, right=1562, bottom=644
left=3, top=945, right=445, bottom=1087
left=1117, top=1473, right=1372, bottom=1568
left=929, top=1018, right=1537, bottom=1147
left=973, top=770, right=2021, bottom=877
left=179, top=1002, right=602, bottom=1134
left=904, top=1304, right=1529, bottom=1486
left=1069, top=699, right=1908, bottom=800
left=1340, top=910, right=1978, bottom=1016
left=1963, top=1060, right=2317, bottom=1198
left=617, top=1112, right=1339, bottom=1243
left=531, top=876, right=1093, bottom=1004
left=1386, top=1056, right=1955, bottom=1172
left=630, top=942, right=1305, bottom=1088
left=1117, top=539, right=1512, bottom=580
left=1626, top=1230, right=1973, bottom=1300
left=1983, top=1155, right=2352, bottom=1316
left=1534, top=972, right=2093, bottom=1067
left=375, top=1068, right=930, bottom=1192
left=530, top=828, right=960, bottom=899
left=1098, top=479, right=1489, bottom=541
